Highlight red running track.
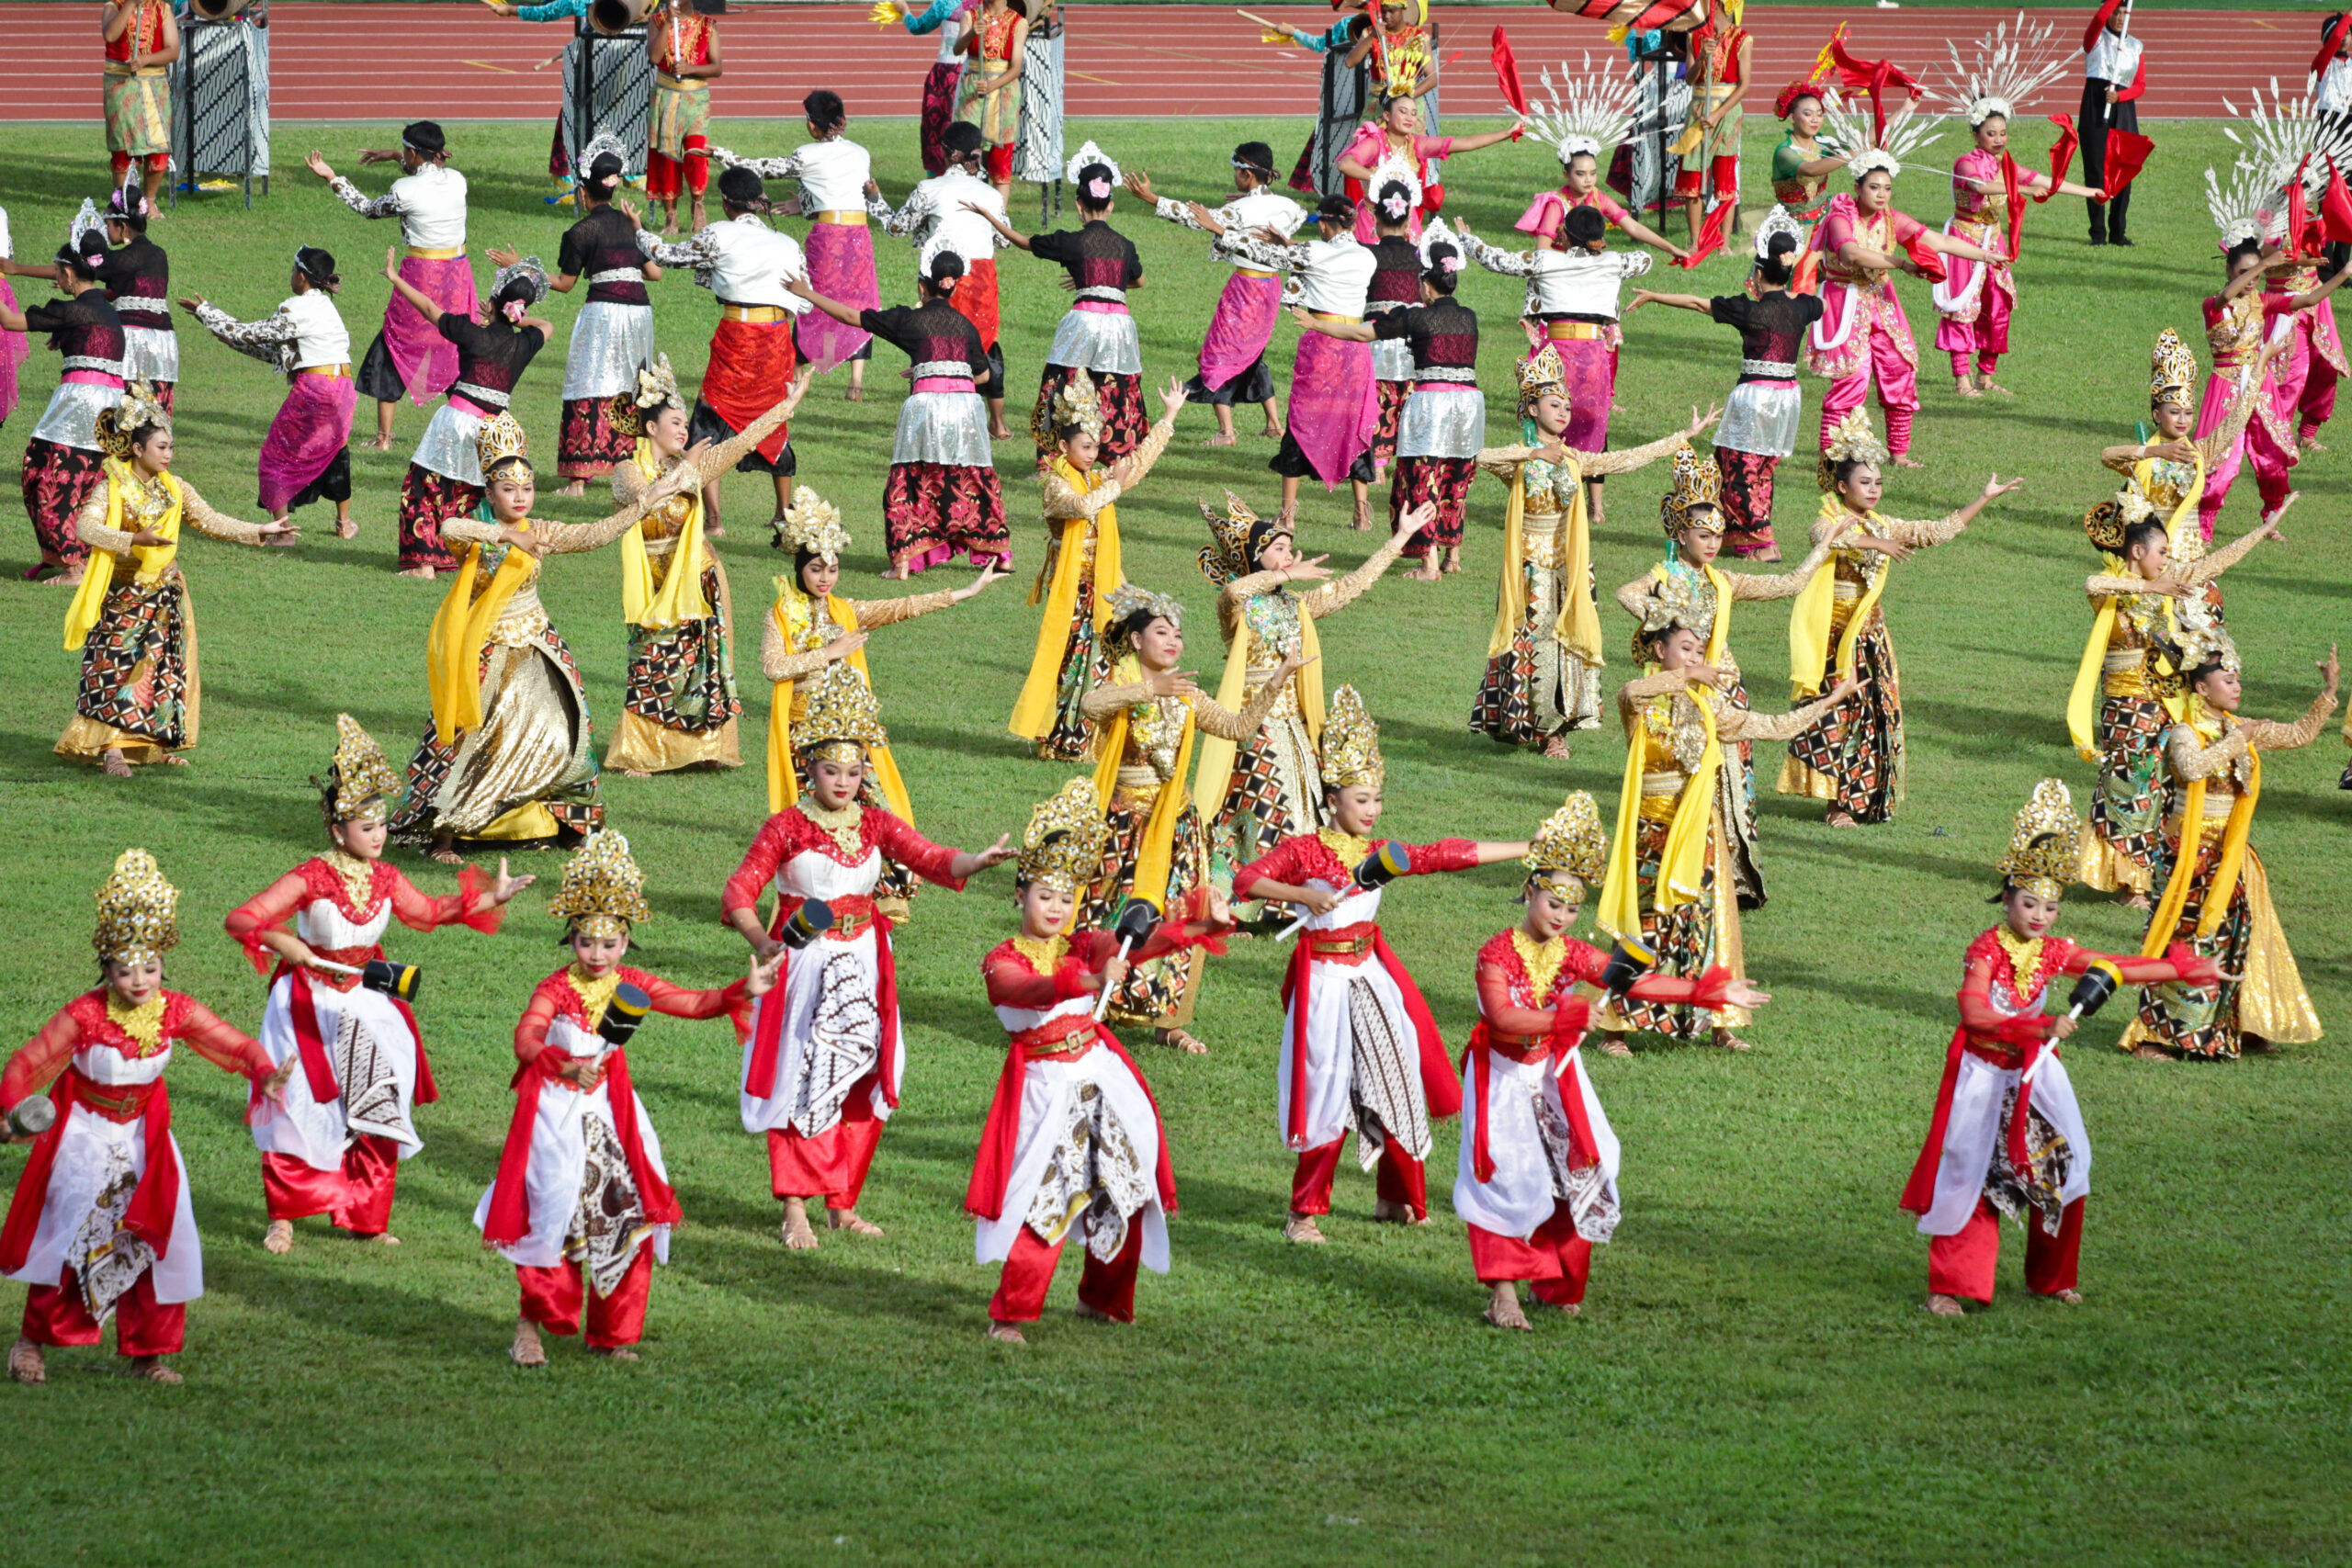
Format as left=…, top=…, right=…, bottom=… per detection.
left=0, top=2, right=2325, bottom=122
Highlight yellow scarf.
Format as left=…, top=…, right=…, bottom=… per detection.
left=617, top=437, right=710, bottom=629
left=1190, top=595, right=1324, bottom=818
left=1008, top=457, right=1124, bottom=741
left=2142, top=713, right=2260, bottom=951
left=764, top=582, right=915, bottom=821
left=63, top=461, right=181, bottom=650
left=1597, top=682, right=1723, bottom=942
left=2065, top=456, right=2202, bottom=760
left=1489, top=452, right=1601, bottom=664
left=1788, top=497, right=1886, bottom=697
left=1089, top=655, right=1200, bottom=909
left=424, top=528, right=537, bottom=746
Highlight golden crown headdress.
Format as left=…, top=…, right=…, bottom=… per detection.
left=95, top=380, right=171, bottom=461
left=1633, top=579, right=1705, bottom=665
left=1815, top=408, right=1890, bottom=490
left=797, top=659, right=887, bottom=761
left=545, top=829, right=651, bottom=941
left=1016, top=776, right=1110, bottom=892
left=2150, top=327, right=2197, bottom=407
left=2082, top=487, right=2158, bottom=556
left=318, top=714, right=400, bottom=827
left=1994, top=778, right=2082, bottom=899
left=1047, top=370, right=1105, bottom=441
left=2171, top=619, right=2241, bottom=679
left=776, top=484, right=851, bottom=564
left=1104, top=581, right=1185, bottom=651
left=1523, top=791, right=1608, bottom=896
left=1660, top=444, right=1724, bottom=537
left=615, top=353, right=684, bottom=436
left=1319, top=684, right=1385, bottom=792
left=475, top=411, right=532, bottom=481
left=93, top=848, right=178, bottom=966
left=1197, top=491, right=1280, bottom=587
left=1517, top=343, right=1568, bottom=415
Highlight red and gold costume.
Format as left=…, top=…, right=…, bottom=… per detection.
left=646, top=4, right=717, bottom=203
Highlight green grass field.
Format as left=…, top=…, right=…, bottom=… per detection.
left=1, top=114, right=2347, bottom=1565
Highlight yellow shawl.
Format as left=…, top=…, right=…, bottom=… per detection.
left=1089, top=655, right=1200, bottom=910
left=2142, top=712, right=2260, bottom=951
left=764, top=583, right=915, bottom=821
left=1788, top=497, right=1886, bottom=698
left=1597, top=682, right=1724, bottom=942
left=2065, top=455, right=2202, bottom=761
left=63, top=461, right=181, bottom=650
left=617, top=438, right=710, bottom=629
left=1191, top=596, right=1324, bottom=818
left=1008, top=457, right=1123, bottom=741
left=425, top=528, right=537, bottom=746
left=1489, top=452, right=1601, bottom=665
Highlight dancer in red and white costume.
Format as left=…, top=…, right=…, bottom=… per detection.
left=1899, top=781, right=2216, bottom=1315
left=4, top=851, right=295, bottom=1385
left=224, top=716, right=531, bottom=1254
left=966, top=779, right=1231, bottom=1344
left=480, top=831, right=772, bottom=1365
left=1232, top=684, right=1529, bottom=1243
left=724, top=661, right=1014, bottom=1249
left=1456, top=793, right=1765, bottom=1329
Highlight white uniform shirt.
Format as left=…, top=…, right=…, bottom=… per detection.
left=875, top=168, right=1008, bottom=266
left=713, top=138, right=874, bottom=216
left=194, top=288, right=353, bottom=373
left=639, top=213, right=811, bottom=311
left=334, top=163, right=469, bottom=251
left=280, top=289, right=354, bottom=369
left=2083, top=28, right=2143, bottom=88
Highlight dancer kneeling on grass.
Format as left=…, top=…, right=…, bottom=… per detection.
left=1234, top=686, right=1531, bottom=1244
left=967, top=780, right=1234, bottom=1344
left=185, top=245, right=357, bottom=539
left=481, top=832, right=776, bottom=1366
left=4, top=852, right=297, bottom=1387
left=1459, top=793, right=1768, bottom=1329
left=1900, top=781, right=2218, bottom=1316
left=226, top=716, right=530, bottom=1254
left=56, top=383, right=299, bottom=777
left=725, top=661, right=1016, bottom=1249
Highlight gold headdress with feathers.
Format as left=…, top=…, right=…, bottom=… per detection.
left=615, top=353, right=684, bottom=436
left=1659, top=444, right=1724, bottom=536
left=1016, top=776, right=1110, bottom=892
left=1047, top=370, right=1105, bottom=441
left=1198, top=491, right=1282, bottom=588
left=545, top=829, right=651, bottom=941
left=319, top=714, right=400, bottom=827
left=1318, top=684, right=1384, bottom=792
left=776, top=484, right=851, bottom=565
left=1995, top=778, right=2082, bottom=899
left=1815, top=408, right=1890, bottom=490
left=475, top=411, right=532, bottom=483
left=1523, top=791, right=1608, bottom=898
left=1104, top=581, right=1185, bottom=652
left=95, top=380, right=171, bottom=461
left=797, top=660, right=887, bottom=763
left=93, top=849, right=178, bottom=966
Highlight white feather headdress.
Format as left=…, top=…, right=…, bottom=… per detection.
left=1928, top=10, right=2075, bottom=128
left=1820, top=88, right=1944, bottom=181
left=2221, top=79, right=2352, bottom=201
left=2204, top=158, right=2288, bottom=249
left=1418, top=214, right=1464, bottom=273
left=1363, top=154, right=1423, bottom=222
left=1525, top=51, right=1642, bottom=164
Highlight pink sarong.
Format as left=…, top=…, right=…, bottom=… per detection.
left=1556, top=336, right=1614, bottom=454
left=797, top=222, right=878, bottom=373
left=1285, top=328, right=1378, bottom=488
left=0, top=277, right=23, bottom=426
left=1198, top=271, right=1282, bottom=392
left=384, top=254, right=477, bottom=406
left=258, top=371, right=358, bottom=512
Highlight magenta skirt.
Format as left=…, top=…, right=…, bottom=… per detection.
left=1198, top=271, right=1283, bottom=393
left=384, top=254, right=477, bottom=406
left=258, top=371, right=358, bottom=512
left=797, top=222, right=879, bottom=372
left=0, top=278, right=23, bottom=427
left=1557, top=336, right=1614, bottom=455
left=1284, top=329, right=1379, bottom=489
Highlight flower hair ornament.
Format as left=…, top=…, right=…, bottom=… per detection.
left=615, top=353, right=684, bottom=436
left=1819, top=87, right=1943, bottom=183
left=577, top=130, right=630, bottom=186
left=1417, top=215, right=1464, bottom=276
left=1816, top=409, right=1890, bottom=490
left=2082, top=486, right=2158, bottom=556
left=107, top=175, right=152, bottom=223
left=95, top=380, right=171, bottom=461
left=776, top=484, right=851, bottom=564
left=491, top=254, right=550, bottom=321
left=1524, top=51, right=1640, bottom=164
left=1751, top=203, right=1804, bottom=262
left=1994, top=779, right=2082, bottom=901
left=1367, top=156, right=1423, bottom=225
left=1048, top=370, right=1107, bottom=441
left=1631, top=574, right=1704, bottom=664
left=1927, top=11, right=2075, bottom=128
left=1065, top=139, right=1122, bottom=204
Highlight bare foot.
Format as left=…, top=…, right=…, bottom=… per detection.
left=2120, top=892, right=2153, bottom=911
left=1203, top=432, right=1237, bottom=448
left=2301, top=435, right=2328, bottom=453
left=159, top=754, right=189, bottom=767
left=882, top=560, right=911, bottom=581
left=1711, top=1029, right=1752, bottom=1053
left=1554, top=1301, right=1582, bottom=1317
left=1541, top=736, right=1572, bottom=761
left=1372, top=1199, right=1426, bottom=1225
left=129, top=1356, right=182, bottom=1383
left=263, top=1220, right=293, bottom=1254
left=706, top=524, right=727, bottom=539
left=511, top=1319, right=548, bottom=1366
left=844, top=387, right=865, bottom=404
left=1406, top=562, right=1441, bottom=581
left=361, top=1232, right=401, bottom=1246
left=1073, top=1301, right=1118, bottom=1324
left=1258, top=422, right=1283, bottom=439
left=593, top=1345, right=641, bottom=1360
left=617, top=768, right=651, bottom=780
left=1825, top=809, right=1858, bottom=829
left=1443, top=549, right=1463, bottom=574
left=558, top=479, right=586, bottom=497
left=2131, top=1044, right=2172, bottom=1062
left=7, top=1337, right=43, bottom=1384
left=1598, top=1037, right=1633, bottom=1057
left=989, top=423, right=1015, bottom=441
left=1953, top=378, right=1982, bottom=399
left=1980, top=379, right=2014, bottom=398
left=2242, top=1034, right=2279, bottom=1055
left=826, top=1207, right=885, bottom=1236
left=2047, top=1288, right=2083, bottom=1304
left=1283, top=1213, right=1327, bottom=1245
left=1892, top=453, right=1926, bottom=469
left=1484, top=1284, right=1531, bottom=1330
left=363, top=435, right=394, bottom=452
left=986, top=1321, right=1028, bottom=1344
left=1350, top=500, right=1373, bottom=532
left=781, top=1199, right=820, bottom=1250
left=101, top=749, right=131, bottom=778
left=1924, top=1293, right=1966, bottom=1317
left=1155, top=1027, right=1209, bottom=1055
left=335, top=515, right=357, bottom=539
left=397, top=566, right=437, bottom=581
left=46, top=570, right=85, bottom=588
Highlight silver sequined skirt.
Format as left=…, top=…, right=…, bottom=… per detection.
left=1045, top=307, right=1141, bottom=376
left=1372, top=335, right=1414, bottom=384
left=1396, top=386, right=1486, bottom=459
left=122, top=325, right=180, bottom=385
left=891, top=389, right=994, bottom=468
left=560, top=301, right=656, bottom=400
left=30, top=381, right=119, bottom=448
left=413, top=400, right=486, bottom=484
left=1715, top=379, right=1804, bottom=458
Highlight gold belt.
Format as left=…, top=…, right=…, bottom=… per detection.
left=298, top=363, right=353, bottom=379
left=406, top=245, right=464, bottom=261
left=1309, top=310, right=1362, bottom=324
left=1237, top=267, right=1276, bottom=280
left=812, top=210, right=868, bottom=226
left=1545, top=321, right=1603, bottom=341
left=1307, top=934, right=1374, bottom=958
left=655, top=73, right=707, bottom=91
left=105, top=63, right=166, bottom=78
left=722, top=304, right=786, bottom=322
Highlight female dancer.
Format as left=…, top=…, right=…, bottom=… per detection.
left=967, top=780, right=1230, bottom=1343
left=382, top=249, right=552, bottom=580
left=1334, top=93, right=1522, bottom=243
left=101, top=0, right=177, bottom=209
left=2193, top=221, right=2349, bottom=536
left=226, top=716, right=529, bottom=1252
left=1008, top=375, right=1182, bottom=761
left=869, top=122, right=1014, bottom=442
left=3, top=851, right=295, bottom=1386
left=967, top=141, right=1149, bottom=467
left=1194, top=497, right=1430, bottom=894
left=2121, top=631, right=2335, bottom=1061
left=1900, top=780, right=2220, bottom=1314
left=1804, top=98, right=2000, bottom=466
left=1516, top=57, right=1688, bottom=256
left=536, top=140, right=660, bottom=494
left=895, top=0, right=973, bottom=176
left=92, top=186, right=175, bottom=412
left=1234, top=686, right=1529, bottom=1243
left=712, top=90, right=879, bottom=394
left=605, top=358, right=811, bottom=775
left=1670, top=6, right=1750, bottom=240
left=481, top=832, right=771, bottom=1366
left=1626, top=210, right=1821, bottom=559
left=1782, top=413, right=2018, bottom=826
left=2097, top=327, right=2273, bottom=607
left=1356, top=174, right=1428, bottom=504
left=955, top=0, right=1029, bottom=192
left=1080, top=584, right=1302, bottom=1053
left=761, top=483, right=1002, bottom=920
left=724, top=661, right=1016, bottom=1249
left=2068, top=502, right=2278, bottom=902
left=1599, top=609, right=1855, bottom=1052
left=6, top=223, right=124, bottom=584
left=0, top=208, right=25, bottom=434
left=1469, top=349, right=1711, bottom=758
left=1125, top=147, right=1304, bottom=446
left=387, top=412, right=721, bottom=861
left=792, top=250, right=1008, bottom=574
left=646, top=0, right=722, bottom=234
left=57, top=385, right=298, bottom=775
left=1458, top=794, right=1765, bottom=1327
left=185, top=247, right=357, bottom=537
left=1770, top=76, right=1849, bottom=260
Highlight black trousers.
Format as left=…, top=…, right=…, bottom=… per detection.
left=2080, top=79, right=2137, bottom=242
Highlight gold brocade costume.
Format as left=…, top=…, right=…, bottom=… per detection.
left=604, top=447, right=739, bottom=773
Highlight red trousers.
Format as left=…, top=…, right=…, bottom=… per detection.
left=1291, top=1133, right=1428, bottom=1221
left=111, top=151, right=168, bottom=182
left=1927, top=1196, right=2084, bottom=1303
left=516, top=1246, right=655, bottom=1348
left=983, top=143, right=1016, bottom=183
left=1465, top=1203, right=1594, bottom=1306
left=765, top=1097, right=886, bottom=1207
left=987, top=1220, right=1144, bottom=1325
left=261, top=1134, right=401, bottom=1234
left=645, top=137, right=709, bottom=199
left=21, top=1266, right=184, bottom=1357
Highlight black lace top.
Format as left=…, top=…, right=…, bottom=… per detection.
left=1366, top=236, right=1423, bottom=309
left=559, top=205, right=652, bottom=308
left=861, top=299, right=989, bottom=376
left=1372, top=297, right=1478, bottom=378
left=441, top=315, right=547, bottom=409
left=26, top=292, right=127, bottom=369
left=1710, top=289, right=1824, bottom=380
left=1029, top=220, right=1144, bottom=303
left=94, top=236, right=171, bottom=333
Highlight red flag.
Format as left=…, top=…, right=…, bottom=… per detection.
left=1904, top=230, right=1946, bottom=284
left=1490, top=27, right=1528, bottom=117
left=2288, top=163, right=2311, bottom=256
left=2312, top=11, right=2351, bottom=78
left=1828, top=35, right=1922, bottom=145
left=2002, top=152, right=2027, bottom=261
left=2324, top=159, right=2352, bottom=246
left=2039, top=114, right=2079, bottom=203
left=1672, top=200, right=1732, bottom=269
left=2102, top=130, right=2154, bottom=199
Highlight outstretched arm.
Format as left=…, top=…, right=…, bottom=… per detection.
left=1300, top=511, right=1428, bottom=617
left=1578, top=410, right=1720, bottom=477
left=1729, top=525, right=1850, bottom=601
